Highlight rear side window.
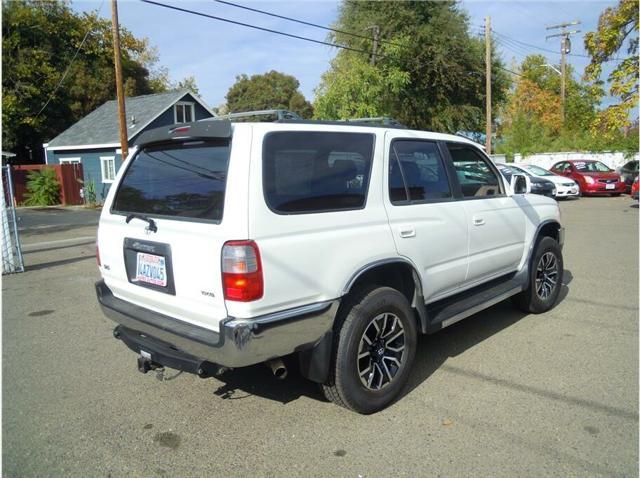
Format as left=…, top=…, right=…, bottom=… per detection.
left=263, top=132, right=374, bottom=214
left=112, top=141, right=230, bottom=222
left=389, top=140, right=451, bottom=203
left=447, top=144, right=502, bottom=198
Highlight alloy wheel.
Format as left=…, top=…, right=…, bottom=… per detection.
left=535, top=251, right=559, bottom=301
left=357, top=313, right=406, bottom=390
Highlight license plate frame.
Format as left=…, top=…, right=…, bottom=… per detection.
left=605, top=183, right=615, bottom=190
left=123, top=238, right=176, bottom=295
left=136, top=252, right=167, bottom=287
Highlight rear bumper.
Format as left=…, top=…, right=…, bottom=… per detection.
left=96, top=280, right=338, bottom=368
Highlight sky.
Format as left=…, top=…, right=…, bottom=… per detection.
left=73, top=0, right=623, bottom=110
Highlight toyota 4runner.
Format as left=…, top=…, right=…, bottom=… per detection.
left=96, top=119, right=564, bottom=414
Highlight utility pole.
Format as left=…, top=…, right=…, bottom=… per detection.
left=370, top=25, right=380, bottom=66
left=111, top=0, right=128, bottom=159
left=485, top=16, right=492, bottom=155
left=546, top=21, right=580, bottom=124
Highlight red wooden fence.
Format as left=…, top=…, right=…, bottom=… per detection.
left=10, top=164, right=84, bottom=206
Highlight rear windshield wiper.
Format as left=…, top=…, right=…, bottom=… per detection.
left=125, top=214, right=158, bottom=232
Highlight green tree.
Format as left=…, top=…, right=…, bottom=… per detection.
left=225, top=70, right=313, bottom=118
left=2, top=0, right=171, bottom=163
left=314, top=1, right=510, bottom=132
left=174, top=75, right=200, bottom=96
left=584, top=0, right=639, bottom=140
left=497, top=54, right=605, bottom=155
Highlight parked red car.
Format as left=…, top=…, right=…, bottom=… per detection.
left=550, top=160, right=626, bottom=196
left=631, top=176, right=639, bottom=200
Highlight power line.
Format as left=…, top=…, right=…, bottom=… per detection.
left=34, top=0, right=106, bottom=119
left=144, top=0, right=520, bottom=80
left=213, top=0, right=404, bottom=48
left=140, top=0, right=380, bottom=58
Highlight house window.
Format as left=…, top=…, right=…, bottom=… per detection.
left=59, top=157, right=81, bottom=164
left=100, top=156, right=116, bottom=183
left=174, top=102, right=195, bottom=123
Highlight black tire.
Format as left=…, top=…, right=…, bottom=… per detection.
left=515, top=236, right=564, bottom=314
left=322, top=286, right=417, bottom=414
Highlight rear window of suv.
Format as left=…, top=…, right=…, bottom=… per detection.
left=263, top=132, right=374, bottom=214
left=112, top=140, right=230, bottom=222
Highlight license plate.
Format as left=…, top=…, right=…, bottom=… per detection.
left=136, top=252, right=167, bottom=287
left=606, top=183, right=615, bottom=190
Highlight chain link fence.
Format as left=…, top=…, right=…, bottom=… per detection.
left=2, top=165, right=24, bottom=274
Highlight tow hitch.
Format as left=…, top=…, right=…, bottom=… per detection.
left=137, top=351, right=162, bottom=374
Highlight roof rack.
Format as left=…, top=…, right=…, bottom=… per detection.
left=204, top=109, right=302, bottom=122
left=337, top=117, right=406, bottom=127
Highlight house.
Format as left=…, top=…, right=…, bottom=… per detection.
left=43, top=89, right=215, bottom=202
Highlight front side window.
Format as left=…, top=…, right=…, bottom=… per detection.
left=389, top=140, right=451, bottom=203
left=100, top=156, right=116, bottom=183
left=447, top=144, right=502, bottom=198
left=175, top=103, right=194, bottom=123
left=112, top=141, right=230, bottom=221
left=263, top=132, right=374, bottom=214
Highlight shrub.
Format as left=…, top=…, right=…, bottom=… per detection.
left=23, top=168, right=60, bottom=206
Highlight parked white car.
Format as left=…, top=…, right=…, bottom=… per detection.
left=517, top=163, right=580, bottom=198
left=96, top=119, right=565, bottom=413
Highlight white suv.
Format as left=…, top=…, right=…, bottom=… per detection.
left=96, top=119, right=565, bottom=413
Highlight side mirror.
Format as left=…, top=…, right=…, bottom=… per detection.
left=511, top=174, right=530, bottom=194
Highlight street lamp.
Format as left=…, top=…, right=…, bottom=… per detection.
left=542, top=63, right=561, bottom=75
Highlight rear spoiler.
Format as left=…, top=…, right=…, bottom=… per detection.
left=133, top=120, right=232, bottom=147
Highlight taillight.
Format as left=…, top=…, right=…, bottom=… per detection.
left=222, top=240, right=263, bottom=301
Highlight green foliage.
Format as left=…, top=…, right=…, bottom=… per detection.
left=84, top=179, right=96, bottom=206
left=2, top=0, right=172, bottom=163
left=313, top=1, right=510, bottom=132
left=225, top=70, right=313, bottom=118
left=174, top=76, right=200, bottom=96
left=584, top=0, right=639, bottom=139
left=496, top=53, right=639, bottom=156
left=23, top=168, right=60, bottom=206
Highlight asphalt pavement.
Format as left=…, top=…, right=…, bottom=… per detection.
left=2, top=197, right=638, bottom=477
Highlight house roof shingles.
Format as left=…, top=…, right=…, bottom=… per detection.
left=46, top=89, right=194, bottom=148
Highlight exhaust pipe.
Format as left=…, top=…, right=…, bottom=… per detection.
left=267, top=358, right=288, bottom=379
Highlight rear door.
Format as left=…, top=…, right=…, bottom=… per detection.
left=444, top=142, right=526, bottom=286
left=383, top=133, right=468, bottom=302
left=98, top=126, right=251, bottom=332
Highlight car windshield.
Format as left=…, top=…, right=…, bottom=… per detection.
left=499, top=164, right=530, bottom=177
left=523, top=165, right=554, bottom=176
left=573, top=161, right=611, bottom=172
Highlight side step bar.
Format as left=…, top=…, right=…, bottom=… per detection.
left=425, top=272, right=526, bottom=333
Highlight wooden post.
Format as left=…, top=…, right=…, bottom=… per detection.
left=111, top=0, right=128, bottom=159
left=485, top=16, right=492, bottom=155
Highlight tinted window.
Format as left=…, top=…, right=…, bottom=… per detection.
left=448, top=144, right=502, bottom=198
left=112, top=141, right=230, bottom=221
left=389, top=140, right=451, bottom=203
left=263, top=132, right=374, bottom=213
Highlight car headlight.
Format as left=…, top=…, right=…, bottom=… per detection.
left=585, top=176, right=595, bottom=184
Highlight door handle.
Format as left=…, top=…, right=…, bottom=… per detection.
left=399, top=228, right=416, bottom=238
left=473, top=217, right=485, bottom=226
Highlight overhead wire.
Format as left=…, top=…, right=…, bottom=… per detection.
left=213, top=0, right=405, bottom=48
left=140, top=0, right=382, bottom=58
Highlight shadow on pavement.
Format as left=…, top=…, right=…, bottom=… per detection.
left=208, top=269, right=575, bottom=407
